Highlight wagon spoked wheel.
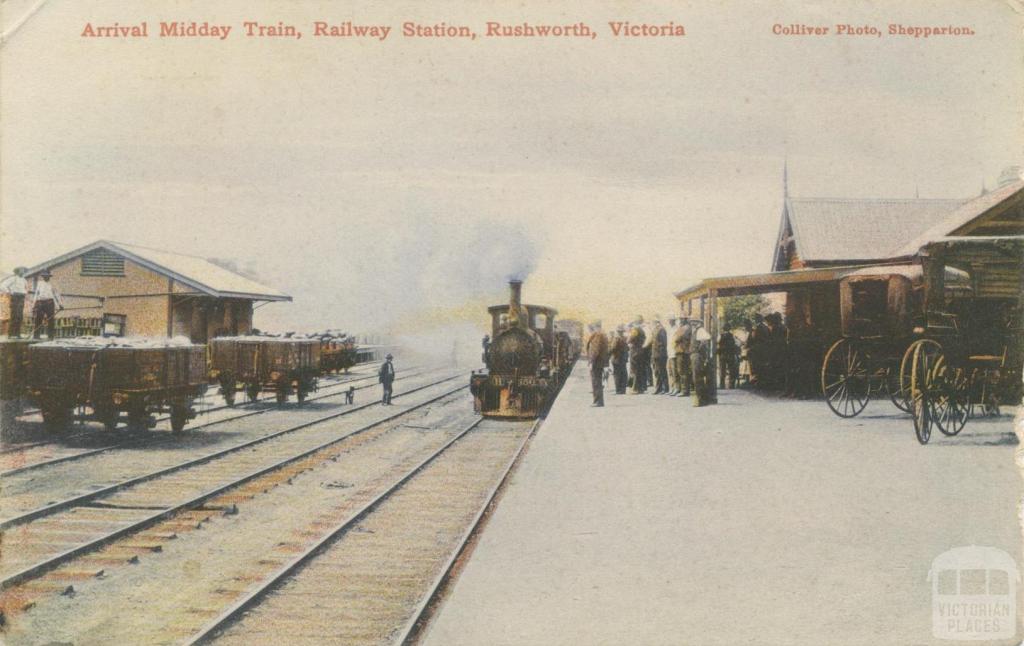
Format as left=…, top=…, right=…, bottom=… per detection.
left=930, top=357, right=969, bottom=437
left=821, top=338, right=870, bottom=418
left=908, top=340, right=943, bottom=445
left=97, top=405, right=119, bottom=431
left=888, top=354, right=913, bottom=414
left=246, top=384, right=260, bottom=403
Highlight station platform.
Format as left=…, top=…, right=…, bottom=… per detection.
left=422, top=362, right=1021, bottom=645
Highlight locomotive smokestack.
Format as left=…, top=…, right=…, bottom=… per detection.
left=508, top=280, right=523, bottom=327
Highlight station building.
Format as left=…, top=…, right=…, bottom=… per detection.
left=23, top=240, right=290, bottom=342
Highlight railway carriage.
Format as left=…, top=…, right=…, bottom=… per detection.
left=319, top=335, right=358, bottom=375
left=0, top=338, right=35, bottom=431
left=470, top=280, right=576, bottom=419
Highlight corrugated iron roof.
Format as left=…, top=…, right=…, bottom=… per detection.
left=893, top=180, right=1024, bottom=256
left=785, top=196, right=968, bottom=263
left=26, top=240, right=291, bottom=301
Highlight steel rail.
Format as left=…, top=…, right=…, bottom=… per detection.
left=183, top=415, right=486, bottom=646
left=395, top=417, right=542, bottom=645
left=0, top=382, right=471, bottom=592
left=0, top=372, right=465, bottom=531
left=0, top=366, right=432, bottom=478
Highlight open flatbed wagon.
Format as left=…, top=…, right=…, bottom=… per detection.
left=26, top=337, right=207, bottom=433
left=209, top=336, right=320, bottom=405
left=0, top=337, right=36, bottom=430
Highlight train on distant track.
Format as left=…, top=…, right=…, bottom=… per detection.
left=0, top=333, right=364, bottom=433
left=470, top=280, right=580, bottom=419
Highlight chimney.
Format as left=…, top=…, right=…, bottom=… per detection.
left=508, top=280, right=523, bottom=327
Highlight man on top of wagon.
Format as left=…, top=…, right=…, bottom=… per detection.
left=32, top=269, right=64, bottom=339
left=0, top=266, right=28, bottom=337
left=379, top=353, right=396, bottom=405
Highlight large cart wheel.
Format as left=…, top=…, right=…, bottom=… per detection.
left=170, top=403, right=189, bottom=433
left=888, top=355, right=913, bottom=414
left=246, top=384, right=260, bottom=403
left=930, top=356, right=969, bottom=437
left=908, top=340, right=943, bottom=445
left=821, top=338, right=870, bottom=418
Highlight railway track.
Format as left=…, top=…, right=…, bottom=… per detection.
left=0, top=402, right=537, bottom=645
left=0, top=379, right=474, bottom=627
left=0, top=369, right=465, bottom=526
left=0, top=365, right=432, bottom=478
left=195, top=417, right=537, bottom=646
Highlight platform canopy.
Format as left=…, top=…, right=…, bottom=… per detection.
left=674, top=262, right=971, bottom=303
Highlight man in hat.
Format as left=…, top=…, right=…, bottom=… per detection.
left=0, top=266, right=28, bottom=337
left=689, top=319, right=714, bottom=407
left=627, top=317, right=646, bottom=394
left=673, top=316, right=692, bottom=397
left=378, top=353, right=396, bottom=405
left=609, top=325, right=629, bottom=394
left=32, top=270, right=64, bottom=339
left=667, top=317, right=679, bottom=395
left=585, top=321, right=609, bottom=406
left=651, top=318, right=669, bottom=394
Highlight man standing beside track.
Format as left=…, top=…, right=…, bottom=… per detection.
left=651, top=318, right=669, bottom=394
left=586, top=321, right=609, bottom=407
left=379, top=353, right=396, bottom=405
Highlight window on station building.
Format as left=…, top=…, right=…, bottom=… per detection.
left=81, top=248, right=126, bottom=277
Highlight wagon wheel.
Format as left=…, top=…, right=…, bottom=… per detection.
left=908, top=340, right=943, bottom=445
left=169, top=403, right=189, bottom=433
left=41, top=404, right=71, bottom=434
left=95, top=405, right=119, bottom=431
left=887, top=354, right=913, bottom=414
left=126, top=403, right=150, bottom=433
left=929, top=356, right=969, bottom=436
left=275, top=379, right=290, bottom=405
left=821, top=338, right=870, bottom=418
left=246, top=384, right=260, bottom=403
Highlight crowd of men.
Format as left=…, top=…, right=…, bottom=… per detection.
left=585, top=310, right=811, bottom=409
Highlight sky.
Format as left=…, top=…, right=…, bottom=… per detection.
left=1, top=0, right=1021, bottom=341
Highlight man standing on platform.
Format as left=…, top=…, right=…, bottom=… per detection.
left=1, top=267, right=28, bottom=337
left=651, top=318, right=669, bottom=394
left=667, top=318, right=679, bottom=395
left=627, top=318, right=646, bottom=394
left=32, top=270, right=63, bottom=339
left=378, top=353, right=396, bottom=405
left=609, top=325, right=628, bottom=394
left=586, top=321, right=609, bottom=407
left=689, top=319, right=714, bottom=407
left=674, top=316, right=692, bottom=397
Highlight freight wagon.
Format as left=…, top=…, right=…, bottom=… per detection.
left=319, top=335, right=358, bottom=374
left=0, top=338, right=35, bottom=431
left=209, top=336, right=320, bottom=405
left=26, top=337, right=207, bottom=433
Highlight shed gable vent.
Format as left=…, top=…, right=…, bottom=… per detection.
left=81, top=248, right=125, bottom=277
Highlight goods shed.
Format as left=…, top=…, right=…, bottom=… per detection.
left=23, top=240, right=290, bottom=342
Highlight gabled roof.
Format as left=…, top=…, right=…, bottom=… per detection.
left=774, top=196, right=968, bottom=268
left=26, top=240, right=291, bottom=302
left=894, top=180, right=1024, bottom=256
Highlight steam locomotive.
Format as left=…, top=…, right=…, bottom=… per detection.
left=470, top=280, right=579, bottom=419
